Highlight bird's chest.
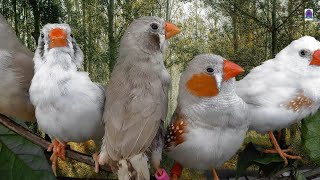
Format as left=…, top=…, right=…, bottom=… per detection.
left=33, top=64, right=70, bottom=90
left=30, top=61, right=76, bottom=106
left=152, top=58, right=170, bottom=86
left=166, top=122, right=247, bottom=169
left=186, top=99, right=247, bottom=129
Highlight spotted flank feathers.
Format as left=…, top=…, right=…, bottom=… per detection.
left=280, top=92, right=314, bottom=112
left=165, top=118, right=187, bottom=150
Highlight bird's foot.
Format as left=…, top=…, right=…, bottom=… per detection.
left=265, top=131, right=302, bottom=166
left=47, top=139, right=66, bottom=176
left=263, top=148, right=302, bottom=165
left=154, top=168, right=169, bottom=180
left=92, top=152, right=100, bottom=173
left=156, top=168, right=163, bottom=176
left=212, top=169, right=219, bottom=180
left=170, top=162, right=183, bottom=180
left=171, top=174, right=179, bottom=180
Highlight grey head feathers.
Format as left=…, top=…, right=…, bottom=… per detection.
left=120, top=16, right=167, bottom=55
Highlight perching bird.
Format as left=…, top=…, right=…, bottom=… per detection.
left=29, top=24, right=105, bottom=175
left=236, top=36, right=320, bottom=165
left=165, top=54, right=247, bottom=180
left=0, top=14, right=35, bottom=121
left=99, top=16, right=180, bottom=180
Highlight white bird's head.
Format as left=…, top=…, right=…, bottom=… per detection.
left=35, top=23, right=83, bottom=69
left=275, top=36, right=320, bottom=67
left=180, top=54, right=244, bottom=98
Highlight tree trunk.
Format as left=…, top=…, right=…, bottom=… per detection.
left=107, top=0, right=116, bottom=73
left=88, top=1, right=93, bottom=74
left=232, top=0, right=238, bottom=54
left=271, top=0, right=277, bottom=57
left=81, top=0, right=88, bottom=71
left=12, top=0, right=19, bottom=36
left=28, top=0, right=40, bottom=44
left=287, top=0, right=293, bottom=41
left=165, top=0, right=170, bottom=21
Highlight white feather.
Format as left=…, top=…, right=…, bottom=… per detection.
left=29, top=24, right=105, bottom=143
left=236, top=36, right=320, bottom=133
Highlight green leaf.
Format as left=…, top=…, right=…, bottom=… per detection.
left=253, top=154, right=283, bottom=165
left=294, top=170, right=306, bottom=180
left=236, top=142, right=287, bottom=178
left=236, top=142, right=261, bottom=178
left=301, top=111, right=320, bottom=165
left=0, top=124, right=55, bottom=180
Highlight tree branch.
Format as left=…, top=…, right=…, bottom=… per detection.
left=0, top=114, right=111, bottom=172
left=275, top=0, right=307, bottom=31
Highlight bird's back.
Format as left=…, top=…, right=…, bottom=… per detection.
left=0, top=14, right=35, bottom=121
left=236, top=59, right=310, bottom=132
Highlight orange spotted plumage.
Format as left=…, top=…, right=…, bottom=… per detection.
left=186, top=73, right=219, bottom=97
left=280, top=92, right=314, bottom=112
left=165, top=113, right=187, bottom=150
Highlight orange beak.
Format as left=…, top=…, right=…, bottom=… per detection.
left=223, top=60, right=244, bottom=80
left=165, top=22, right=181, bottom=40
left=310, top=50, right=320, bottom=66
left=49, top=28, right=68, bottom=49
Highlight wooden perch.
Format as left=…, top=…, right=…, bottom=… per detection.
left=0, top=114, right=111, bottom=172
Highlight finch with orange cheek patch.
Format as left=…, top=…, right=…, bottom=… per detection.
left=29, top=24, right=105, bottom=175
left=236, top=36, right=320, bottom=166
left=165, top=54, right=247, bottom=180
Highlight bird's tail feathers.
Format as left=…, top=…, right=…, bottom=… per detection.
left=118, top=153, right=150, bottom=180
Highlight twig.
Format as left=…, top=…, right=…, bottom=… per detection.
left=0, top=114, right=111, bottom=172
left=303, top=167, right=320, bottom=179
left=275, top=0, right=307, bottom=31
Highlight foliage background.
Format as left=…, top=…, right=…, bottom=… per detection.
left=1, top=0, right=320, bottom=179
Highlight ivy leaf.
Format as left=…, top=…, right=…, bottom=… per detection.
left=295, top=170, right=307, bottom=180
left=301, top=111, right=320, bottom=165
left=253, top=154, right=283, bottom=165
left=236, top=142, right=261, bottom=177
left=0, top=123, right=55, bottom=180
left=237, top=142, right=288, bottom=178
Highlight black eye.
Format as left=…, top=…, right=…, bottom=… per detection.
left=40, top=33, right=44, bottom=38
left=207, top=67, right=214, bottom=73
left=70, top=34, right=73, bottom=38
left=150, top=23, right=158, bottom=30
left=299, top=49, right=309, bottom=57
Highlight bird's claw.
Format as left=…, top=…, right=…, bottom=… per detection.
left=263, top=148, right=302, bottom=166
left=92, top=152, right=100, bottom=173
left=156, top=168, right=163, bottom=176
left=47, top=139, right=66, bottom=176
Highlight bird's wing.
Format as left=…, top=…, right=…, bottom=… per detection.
left=236, top=59, right=320, bottom=132
left=0, top=14, right=35, bottom=121
left=10, top=50, right=34, bottom=93
left=236, top=59, right=300, bottom=107
left=0, top=50, right=35, bottom=121
left=104, top=65, right=169, bottom=160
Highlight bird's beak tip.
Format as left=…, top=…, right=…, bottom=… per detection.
left=223, top=60, right=244, bottom=80
left=310, top=49, right=320, bottom=66
left=165, top=22, right=181, bottom=40
left=48, top=28, right=68, bottom=49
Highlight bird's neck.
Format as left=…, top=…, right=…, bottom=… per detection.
left=43, top=49, right=77, bottom=71
left=178, top=79, right=240, bottom=113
